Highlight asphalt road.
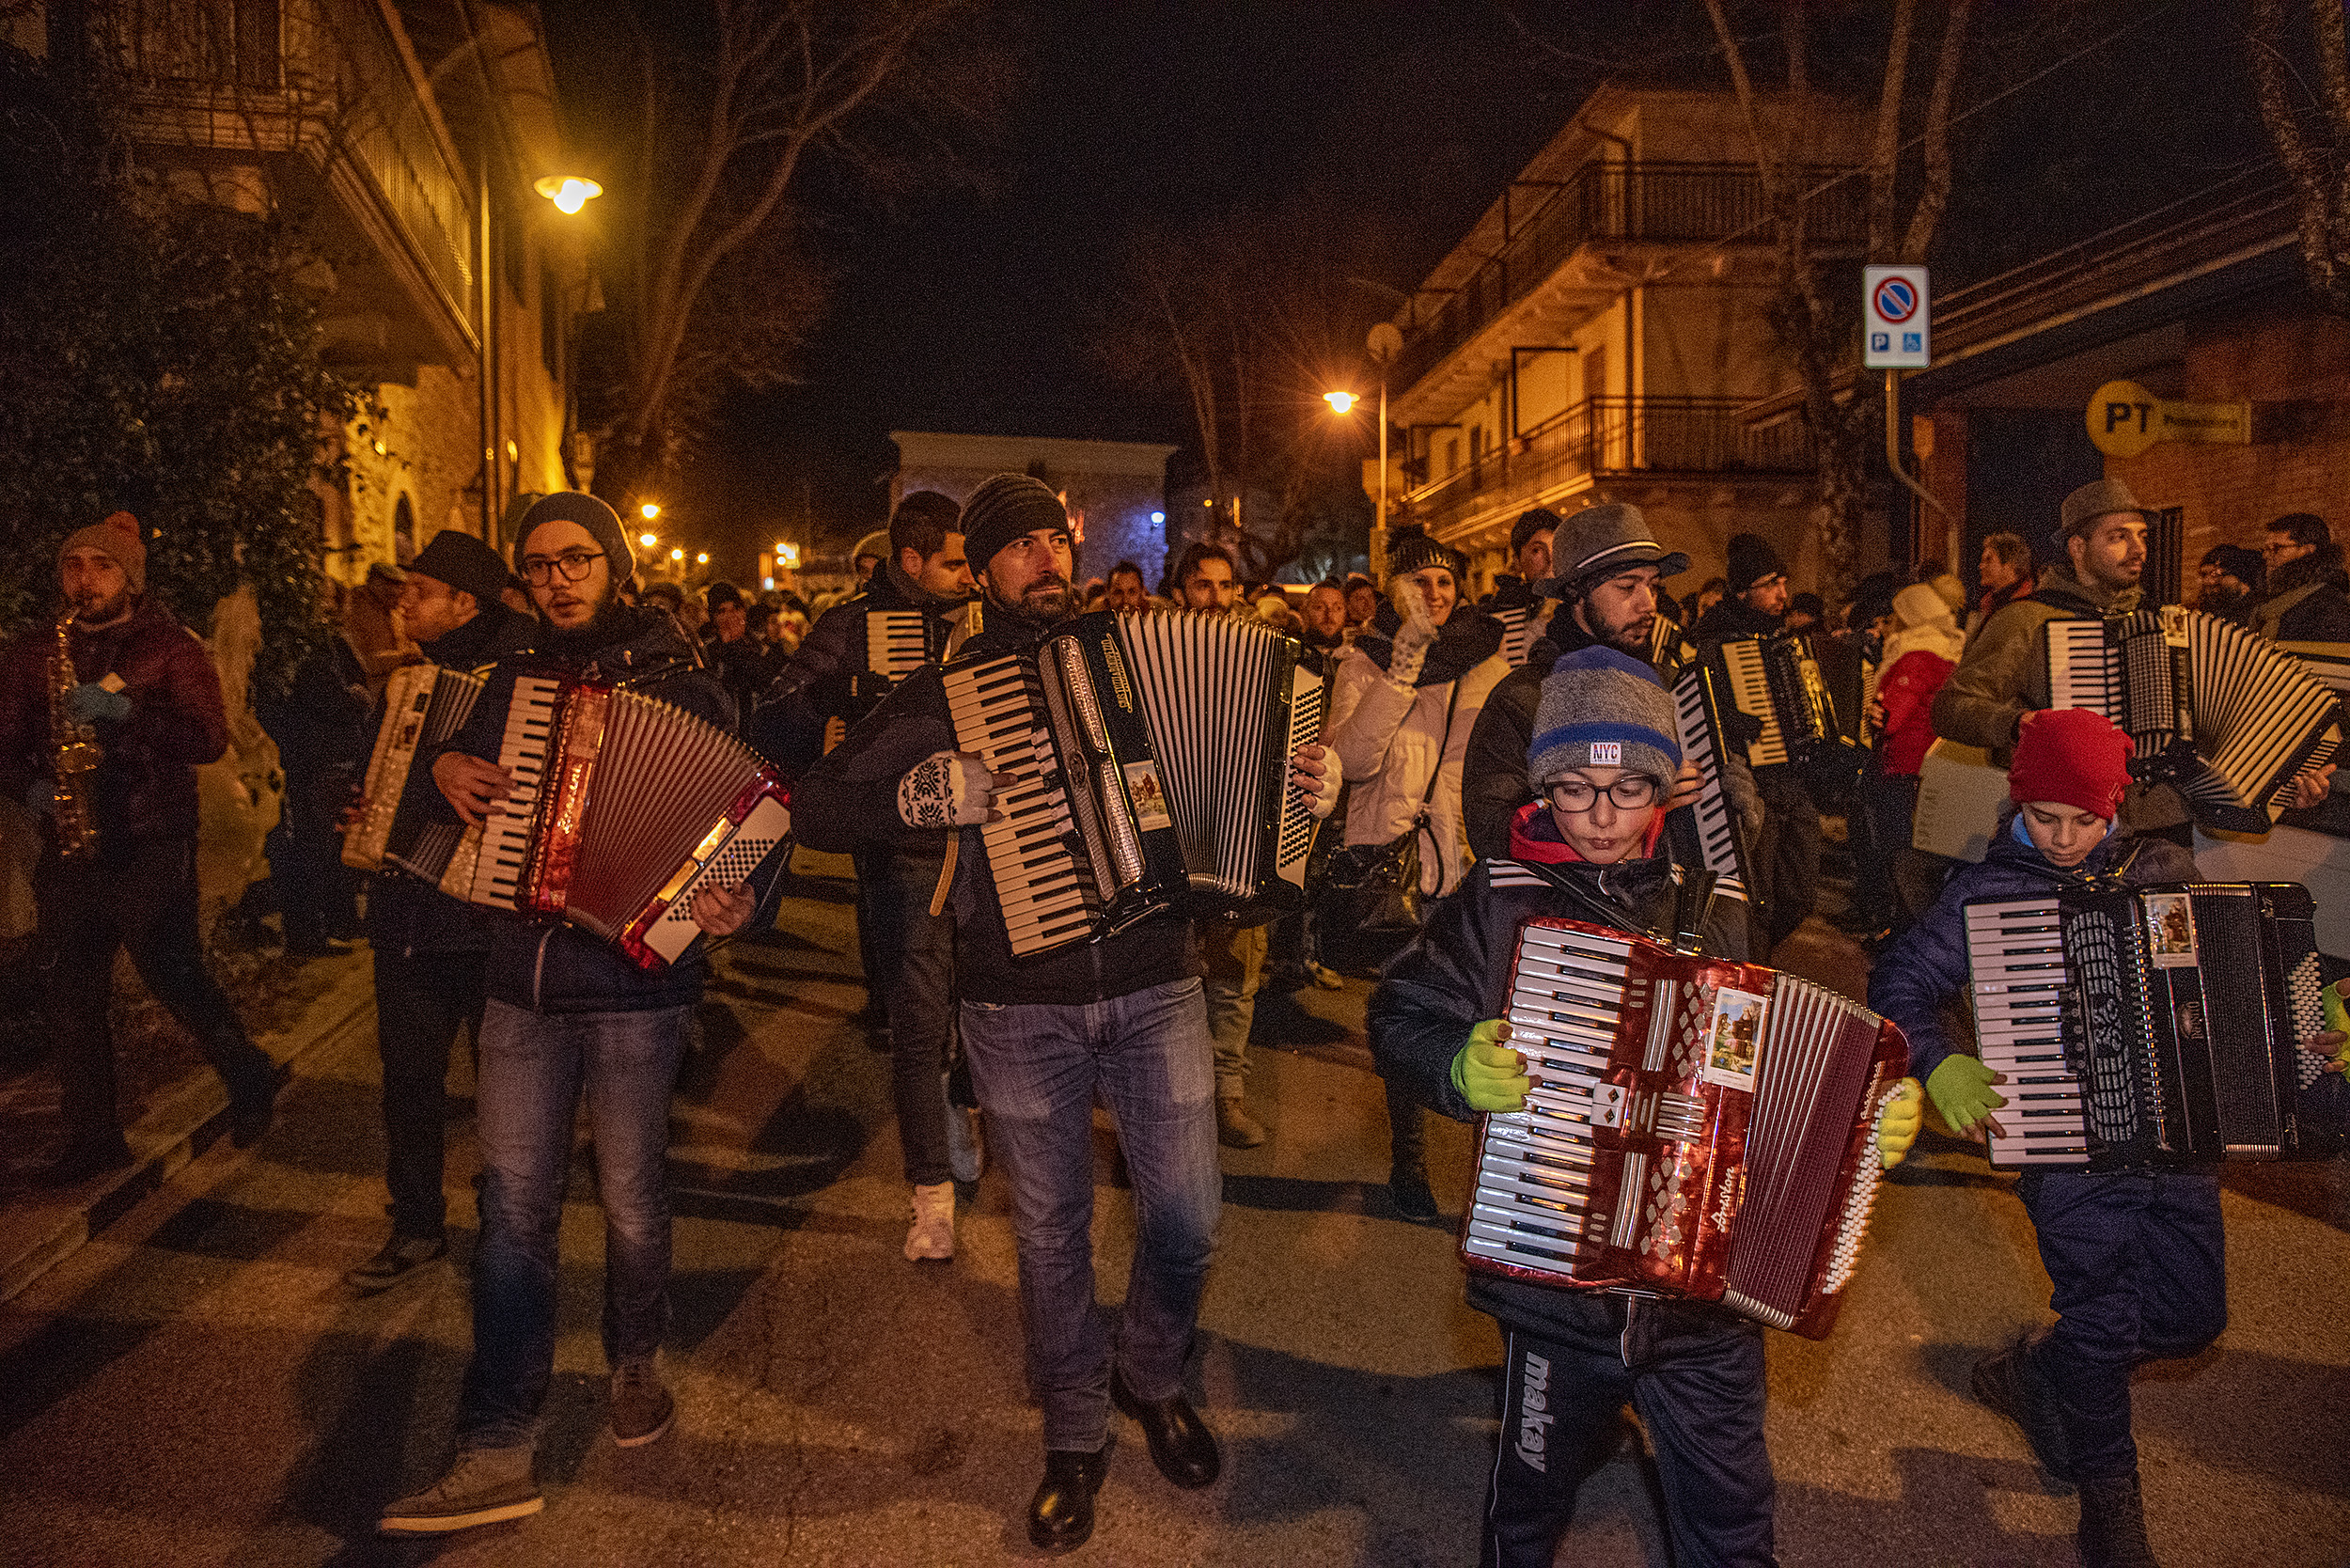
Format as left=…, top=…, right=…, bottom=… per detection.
left=2, top=850, right=2344, bottom=1567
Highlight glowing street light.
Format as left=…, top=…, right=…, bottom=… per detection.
left=669, top=547, right=685, bottom=561
left=639, top=502, right=661, bottom=521
left=695, top=552, right=710, bottom=565
left=1324, top=390, right=1357, bottom=414
left=534, top=175, right=604, bottom=215
left=639, top=531, right=659, bottom=549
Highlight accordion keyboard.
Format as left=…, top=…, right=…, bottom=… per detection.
left=2044, top=620, right=2121, bottom=712
left=944, top=656, right=1094, bottom=956
left=1496, top=605, right=1539, bottom=668
left=1964, top=895, right=2091, bottom=1166
left=867, top=611, right=928, bottom=682
left=1716, top=641, right=1788, bottom=766
left=1671, top=669, right=1748, bottom=903
left=470, top=675, right=563, bottom=911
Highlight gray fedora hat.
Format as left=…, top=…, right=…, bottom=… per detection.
left=2059, top=478, right=2156, bottom=539
left=1532, top=503, right=1691, bottom=597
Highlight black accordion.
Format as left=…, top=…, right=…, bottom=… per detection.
left=1964, top=881, right=2343, bottom=1168
left=942, top=610, right=1325, bottom=958
left=1494, top=603, right=1542, bottom=668
left=2040, top=608, right=2340, bottom=832
left=342, top=663, right=491, bottom=897
left=1668, top=661, right=1753, bottom=908
left=1463, top=916, right=1909, bottom=1339
left=1703, top=633, right=1863, bottom=777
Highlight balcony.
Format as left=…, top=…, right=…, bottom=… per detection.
left=100, top=0, right=478, bottom=367
left=1399, top=398, right=1817, bottom=544
left=1389, top=161, right=1866, bottom=395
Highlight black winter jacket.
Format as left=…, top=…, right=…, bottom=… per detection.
left=1370, top=847, right=1747, bottom=1341
left=1865, top=811, right=2197, bottom=1087
left=754, top=566, right=971, bottom=777
left=441, top=604, right=735, bottom=1011
left=790, top=610, right=1193, bottom=1006
left=365, top=603, right=540, bottom=958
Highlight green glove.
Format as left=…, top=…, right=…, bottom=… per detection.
left=1925, top=1054, right=2006, bottom=1137
left=1876, top=1077, right=1923, bottom=1169
left=1450, top=1019, right=1530, bottom=1113
left=2317, top=979, right=2350, bottom=1073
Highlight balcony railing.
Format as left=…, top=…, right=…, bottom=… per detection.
left=100, top=0, right=476, bottom=339
left=1390, top=161, right=1866, bottom=393
left=1399, top=398, right=1817, bottom=541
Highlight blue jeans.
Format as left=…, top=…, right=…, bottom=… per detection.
left=458, top=999, right=688, bottom=1449
left=960, top=977, right=1222, bottom=1452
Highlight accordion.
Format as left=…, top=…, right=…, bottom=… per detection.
left=1704, top=633, right=1862, bottom=775
left=467, top=673, right=792, bottom=967
left=343, top=663, right=490, bottom=897
left=1647, top=613, right=1695, bottom=681
left=1463, top=917, right=1909, bottom=1338
left=2041, top=608, right=2340, bottom=832
left=1964, top=881, right=2342, bottom=1168
left=943, top=610, right=1325, bottom=958
left=1668, top=661, right=1752, bottom=906
left=1494, top=603, right=1542, bottom=668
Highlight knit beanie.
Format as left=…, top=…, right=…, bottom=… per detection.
left=1387, top=525, right=1463, bottom=583
left=512, top=492, right=634, bottom=592
left=60, top=510, right=146, bottom=593
left=1929, top=572, right=1967, bottom=616
left=1725, top=532, right=1786, bottom=591
left=406, top=528, right=510, bottom=607
left=2009, top=708, right=2135, bottom=821
left=960, top=474, right=1071, bottom=576
left=1893, top=581, right=1950, bottom=630
left=1527, top=645, right=1684, bottom=792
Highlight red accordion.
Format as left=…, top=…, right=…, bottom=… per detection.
left=467, top=673, right=791, bottom=968
left=1463, top=917, right=1908, bottom=1339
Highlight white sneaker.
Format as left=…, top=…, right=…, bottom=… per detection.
left=945, top=1100, right=985, bottom=1184
left=904, top=1181, right=955, bottom=1262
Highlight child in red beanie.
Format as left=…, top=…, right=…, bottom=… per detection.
left=1869, top=708, right=2339, bottom=1568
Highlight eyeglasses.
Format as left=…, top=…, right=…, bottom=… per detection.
left=2262, top=541, right=2298, bottom=557
left=1545, top=776, right=1660, bottom=812
left=521, top=550, right=604, bottom=585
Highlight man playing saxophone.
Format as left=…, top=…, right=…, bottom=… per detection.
left=0, top=510, right=279, bottom=1184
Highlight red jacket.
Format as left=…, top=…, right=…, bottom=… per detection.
left=0, top=595, right=229, bottom=844
left=1876, top=648, right=1955, bottom=776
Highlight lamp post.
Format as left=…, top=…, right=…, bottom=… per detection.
left=531, top=174, right=604, bottom=502
left=1366, top=322, right=1402, bottom=580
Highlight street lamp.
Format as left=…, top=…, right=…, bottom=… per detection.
left=696, top=552, right=710, bottom=565
left=533, top=175, right=603, bottom=215
left=669, top=547, right=685, bottom=562
left=639, top=531, right=659, bottom=549
left=1324, top=390, right=1357, bottom=415
left=640, top=502, right=661, bottom=521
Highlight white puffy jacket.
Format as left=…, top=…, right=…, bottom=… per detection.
left=1324, top=645, right=1510, bottom=896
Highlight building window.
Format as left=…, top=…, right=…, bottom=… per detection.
left=1445, top=436, right=1460, bottom=477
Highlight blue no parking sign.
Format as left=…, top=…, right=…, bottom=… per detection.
left=1864, top=264, right=1930, bottom=369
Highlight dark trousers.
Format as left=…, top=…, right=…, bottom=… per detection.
left=1483, top=1300, right=1776, bottom=1568
left=267, top=785, right=357, bottom=946
left=851, top=840, right=896, bottom=1019
left=35, top=839, right=274, bottom=1147
left=1750, top=764, right=1819, bottom=951
left=859, top=845, right=957, bottom=1186
left=2015, top=1168, right=2227, bottom=1480
left=373, top=946, right=490, bottom=1240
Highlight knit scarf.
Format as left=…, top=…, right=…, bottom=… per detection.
left=1505, top=799, right=1668, bottom=863
left=1355, top=600, right=1505, bottom=686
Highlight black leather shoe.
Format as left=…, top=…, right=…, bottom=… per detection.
left=345, top=1233, right=449, bottom=1294
left=1110, top=1372, right=1219, bottom=1489
left=1027, top=1445, right=1109, bottom=1554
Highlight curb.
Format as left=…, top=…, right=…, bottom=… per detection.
left=0, top=963, right=375, bottom=1306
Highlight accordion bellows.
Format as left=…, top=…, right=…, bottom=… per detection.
left=1464, top=916, right=1908, bottom=1339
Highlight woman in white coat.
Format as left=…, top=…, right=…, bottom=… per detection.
left=1322, top=526, right=1509, bottom=1217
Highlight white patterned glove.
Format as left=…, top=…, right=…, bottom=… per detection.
left=1386, top=578, right=1439, bottom=684
left=1290, top=743, right=1340, bottom=819
left=898, top=750, right=996, bottom=828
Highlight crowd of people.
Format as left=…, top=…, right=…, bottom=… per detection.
left=4, top=475, right=2348, bottom=1567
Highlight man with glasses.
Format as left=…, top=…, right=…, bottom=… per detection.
left=380, top=493, right=760, bottom=1539
left=2251, top=511, right=2350, bottom=642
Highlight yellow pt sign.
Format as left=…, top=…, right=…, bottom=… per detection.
left=2088, top=379, right=2250, bottom=457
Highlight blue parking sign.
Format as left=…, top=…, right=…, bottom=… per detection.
left=1872, top=333, right=1889, bottom=353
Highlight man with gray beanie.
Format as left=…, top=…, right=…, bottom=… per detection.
left=791, top=473, right=1338, bottom=1553
left=380, top=493, right=764, bottom=1538
left=0, top=509, right=280, bottom=1184
left=1372, top=642, right=1925, bottom=1568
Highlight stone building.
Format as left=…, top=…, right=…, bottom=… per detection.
left=890, top=431, right=1179, bottom=587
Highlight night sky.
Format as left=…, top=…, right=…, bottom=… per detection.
left=556, top=2, right=1589, bottom=571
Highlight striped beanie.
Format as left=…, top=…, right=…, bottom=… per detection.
left=1527, top=645, right=1683, bottom=792
left=960, top=474, right=1071, bottom=575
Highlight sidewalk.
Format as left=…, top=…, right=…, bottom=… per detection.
left=0, top=945, right=375, bottom=1304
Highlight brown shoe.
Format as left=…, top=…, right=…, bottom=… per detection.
left=609, top=1358, right=675, bottom=1448
left=1215, top=1095, right=1266, bottom=1150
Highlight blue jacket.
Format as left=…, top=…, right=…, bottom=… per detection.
left=442, top=604, right=738, bottom=1013
left=1866, top=810, right=2197, bottom=1086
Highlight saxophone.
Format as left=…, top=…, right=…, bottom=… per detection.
left=48, top=607, right=103, bottom=858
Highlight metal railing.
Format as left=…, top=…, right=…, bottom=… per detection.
left=1399, top=398, right=1817, bottom=540
left=1391, top=161, right=1867, bottom=392
left=100, top=0, right=476, bottom=333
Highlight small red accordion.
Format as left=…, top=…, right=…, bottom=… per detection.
left=467, top=673, right=790, bottom=968
left=1462, top=917, right=1908, bottom=1339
